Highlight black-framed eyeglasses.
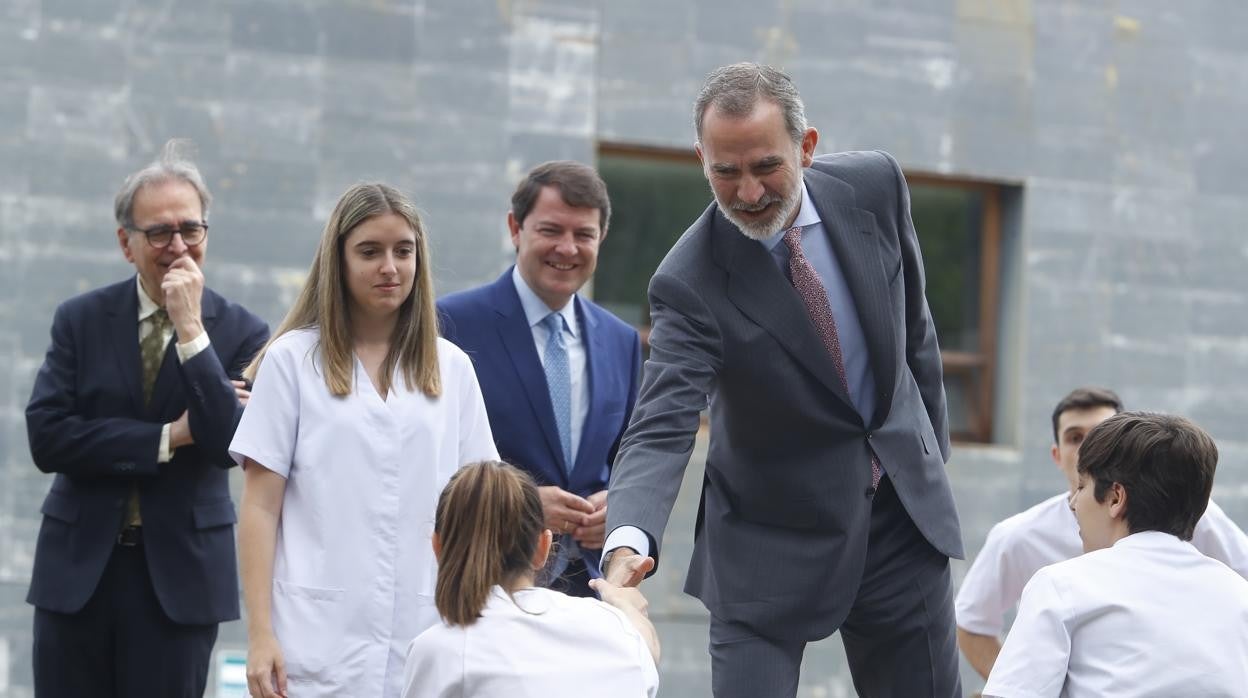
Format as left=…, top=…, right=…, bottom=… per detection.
left=128, top=222, right=209, bottom=248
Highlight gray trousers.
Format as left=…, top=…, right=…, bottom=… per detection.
left=709, top=476, right=961, bottom=698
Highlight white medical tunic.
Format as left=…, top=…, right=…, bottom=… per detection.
left=956, top=492, right=1248, bottom=637
left=230, top=329, right=499, bottom=698
left=403, top=586, right=659, bottom=698
left=983, top=531, right=1248, bottom=698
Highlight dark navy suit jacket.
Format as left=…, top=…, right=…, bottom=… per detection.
left=25, top=276, right=268, bottom=625
left=438, top=268, right=641, bottom=577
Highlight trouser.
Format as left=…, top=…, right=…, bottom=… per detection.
left=708, top=475, right=961, bottom=697
left=33, top=540, right=218, bottom=698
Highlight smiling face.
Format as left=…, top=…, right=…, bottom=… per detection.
left=696, top=99, right=817, bottom=240
left=342, top=212, right=417, bottom=321
left=509, top=185, right=603, bottom=310
left=1052, top=405, right=1120, bottom=494
left=116, top=179, right=207, bottom=304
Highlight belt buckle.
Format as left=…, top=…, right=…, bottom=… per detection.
left=116, top=526, right=142, bottom=547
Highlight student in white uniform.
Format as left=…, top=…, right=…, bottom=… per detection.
left=984, top=411, right=1248, bottom=697
left=231, top=183, right=499, bottom=698
left=403, top=461, right=659, bottom=698
left=956, top=387, right=1248, bottom=679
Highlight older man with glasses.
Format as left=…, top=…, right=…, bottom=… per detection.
left=25, top=139, right=269, bottom=698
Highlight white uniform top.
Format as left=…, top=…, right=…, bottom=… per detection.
left=403, top=585, right=659, bottom=698
left=230, top=328, right=499, bottom=698
left=983, top=531, right=1248, bottom=698
left=956, top=492, right=1248, bottom=636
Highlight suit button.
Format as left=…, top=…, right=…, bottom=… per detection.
left=866, top=432, right=873, bottom=440
left=865, top=486, right=876, bottom=498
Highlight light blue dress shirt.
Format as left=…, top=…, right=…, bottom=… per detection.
left=757, top=182, right=876, bottom=423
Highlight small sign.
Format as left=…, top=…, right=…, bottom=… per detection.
left=215, top=647, right=248, bottom=698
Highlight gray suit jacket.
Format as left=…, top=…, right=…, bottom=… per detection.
left=606, top=150, right=963, bottom=641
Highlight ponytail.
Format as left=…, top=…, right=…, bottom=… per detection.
left=433, top=461, right=545, bottom=626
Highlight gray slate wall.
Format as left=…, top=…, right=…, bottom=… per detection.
left=3, top=1, right=1246, bottom=695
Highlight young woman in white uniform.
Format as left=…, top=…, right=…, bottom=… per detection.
left=403, top=461, right=660, bottom=698
left=232, top=183, right=498, bottom=698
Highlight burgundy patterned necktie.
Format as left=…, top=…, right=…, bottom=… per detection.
left=783, top=226, right=882, bottom=488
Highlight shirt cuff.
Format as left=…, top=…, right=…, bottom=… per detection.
left=176, top=331, right=211, bottom=362
left=158, top=423, right=172, bottom=463
left=603, top=526, right=651, bottom=560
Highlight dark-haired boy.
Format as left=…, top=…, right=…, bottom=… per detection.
left=955, top=387, right=1248, bottom=678
left=984, top=412, right=1248, bottom=696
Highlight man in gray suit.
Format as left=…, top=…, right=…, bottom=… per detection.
left=602, top=63, right=963, bottom=697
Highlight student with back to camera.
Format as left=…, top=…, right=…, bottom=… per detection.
left=403, top=460, right=659, bottom=698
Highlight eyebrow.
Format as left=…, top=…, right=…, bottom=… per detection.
left=353, top=238, right=414, bottom=248
left=710, top=156, right=784, bottom=174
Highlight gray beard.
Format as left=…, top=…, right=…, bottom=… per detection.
left=720, top=186, right=801, bottom=241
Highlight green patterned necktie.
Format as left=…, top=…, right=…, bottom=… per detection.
left=126, top=308, right=170, bottom=530
left=140, top=308, right=171, bottom=406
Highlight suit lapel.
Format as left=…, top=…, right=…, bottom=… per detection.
left=806, top=170, right=898, bottom=427
left=714, top=210, right=855, bottom=409
left=490, top=276, right=567, bottom=473
left=107, top=280, right=144, bottom=415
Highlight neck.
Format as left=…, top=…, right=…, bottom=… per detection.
left=504, top=572, right=537, bottom=594
left=139, top=276, right=164, bottom=307
left=1106, top=520, right=1132, bottom=546
left=541, top=295, right=572, bottom=313
left=349, top=309, right=397, bottom=347
left=518, top=268, right=573, bottom=312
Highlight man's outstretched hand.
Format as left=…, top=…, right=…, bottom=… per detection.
left=603, top=547, right=655, bottom=588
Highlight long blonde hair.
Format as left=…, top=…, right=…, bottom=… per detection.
left=245, top=182, right=441, bottom=398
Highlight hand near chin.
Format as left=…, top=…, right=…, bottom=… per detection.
left=162, top=256, right=205, bottom=340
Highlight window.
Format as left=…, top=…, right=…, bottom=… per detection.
left=906, top=175, right=1004, bottom=443
left=596, top=145, right=1006, bottom=443
left=594, top=146, right=711, bottom=331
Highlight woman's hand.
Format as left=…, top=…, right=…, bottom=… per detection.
left=590, top=577, right=650, bottom=617
left=589, top=577, right=661, bottom=664
left=246, top=631, right=288, bottom=698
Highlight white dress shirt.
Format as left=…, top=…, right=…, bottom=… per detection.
left=983, top=531, right=1248, bottom=697
left=135, top=275, right=210, bottom=462
left=403, top=585, right=659, bottom=698
left=956, top=492, right=1248, bottom=637
left=512, top=266, right=588, bottom=466
left=229, top=328, right=499, bottom=698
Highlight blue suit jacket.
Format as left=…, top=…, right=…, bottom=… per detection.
left=438, top=269, right=641, bottom=576
left=25, top=277, right=269, bottom=625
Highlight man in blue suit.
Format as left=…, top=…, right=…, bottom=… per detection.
left=25, top=140, right=268, bottom=698
left=439, top=160, right=641, bottom=597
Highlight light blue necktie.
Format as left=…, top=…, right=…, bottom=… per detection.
left=542, top=312, right=573, bottom=474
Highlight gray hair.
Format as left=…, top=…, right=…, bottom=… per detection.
left=693, top=62, right=808, bottom=145
left=114, top=139, right=212, bottom=229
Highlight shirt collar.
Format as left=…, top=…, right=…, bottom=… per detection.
left=758, top=180, right=820, bottom=253
left=135, top=274, right=161, bottom=322
left=511, top=265, right=579, bottom=338
left=1112, top=530, right=1187, bottom=551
